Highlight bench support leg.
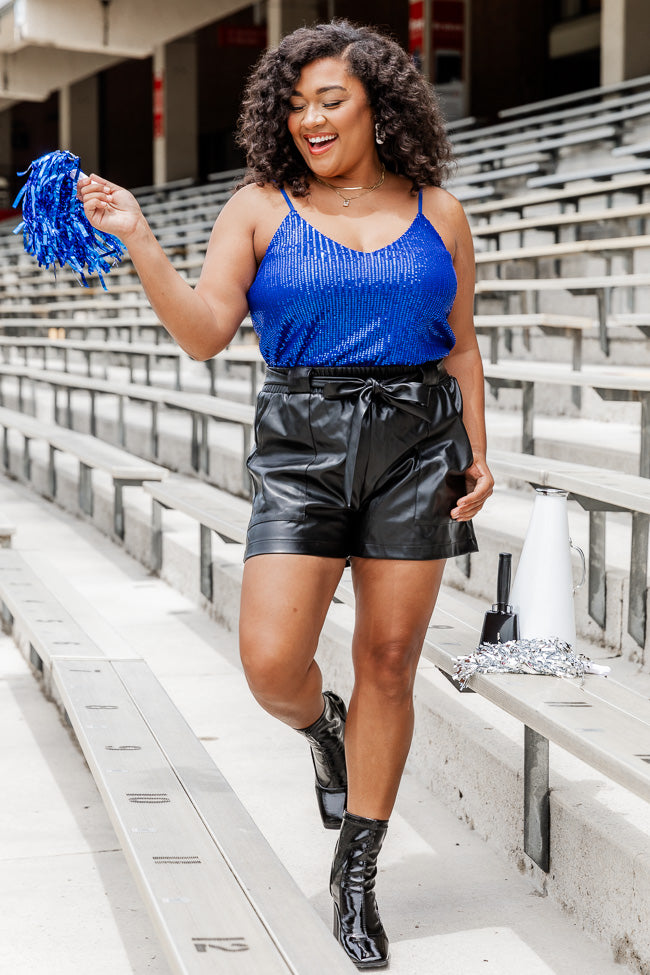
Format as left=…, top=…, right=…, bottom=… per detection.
left=191, top=414, right=199, bottom=471
left=89, top=391, right=97, bottom=437
left=524, top=725, right=550, bottom=873
left=200, top=416, right=209, bottom=475
left=118, top=396, right=126, bottom=447
left=628, top=512, right=649, bottom=648
left=79, top=462, right=93, bottom=518
left=489, top=331, right=499, bottom=365
left=250, top=363, right=260, bottom=405
left=150, top=402, right=159, bottom=460
left=242, top=427, right=252, bottom=497
left=588, top=510, right=607, bottom=630
left=596, top=289, right=610, bottom=357
left=200, top=524, right=213, bottom=601
left=22, top=436, right=31, bottom=481
left=640, top=394, right=650, bottom=480
left=522, top=382, right=534, bottom=454
left=151, top=498, right=163, bottom=572
left=571, top=333, right=582, bottom=409
left=48, top=444, right=57, bottom=499
left=207, top=359, right=216, bottom=397
left=114, top=480, right=126, bottom=540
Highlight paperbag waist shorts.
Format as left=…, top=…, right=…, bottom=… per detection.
left=244, top=360, right=479, bottom=562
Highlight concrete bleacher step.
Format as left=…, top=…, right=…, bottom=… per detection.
left=0, top=548, right=354, bottom=975
left=0, top=631, right=173, bottom=975
left=0, top=475, right=643, bottom=975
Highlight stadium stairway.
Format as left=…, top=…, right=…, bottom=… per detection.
left=0, top=461, right=646, bottom=975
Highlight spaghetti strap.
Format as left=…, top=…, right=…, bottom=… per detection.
left=418, top=188, right=423, bottom=215
left=280, top=187, right=296, bottom=211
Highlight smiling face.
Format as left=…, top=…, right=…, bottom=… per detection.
left=287, top=56, right=379, bottom=185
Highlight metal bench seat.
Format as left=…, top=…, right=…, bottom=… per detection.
left=0, top=365, right=255, bottom=491
left=0, top=404, right=167, bottom=537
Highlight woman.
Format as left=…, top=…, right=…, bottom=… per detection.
left=80, top=20, right=493, bottom=969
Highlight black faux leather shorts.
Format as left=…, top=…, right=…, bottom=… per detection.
left=244, top=361, right=479, bottom=561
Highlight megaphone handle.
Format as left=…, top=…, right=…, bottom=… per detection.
left=570, top=538, right=586, bottom=593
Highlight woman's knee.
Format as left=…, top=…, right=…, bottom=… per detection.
left=353, top=638, right=421, bottom=701
left=240, top=637, right=305, bottom=704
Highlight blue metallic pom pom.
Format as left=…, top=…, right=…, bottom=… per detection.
left=12, top=149, right=124, bottom=290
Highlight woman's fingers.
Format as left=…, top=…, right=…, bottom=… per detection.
left=87, top=173, right=121, bottom=193
left=76, top=174, right=142, bottom=238
left=451, top=460, right=494, bottom=521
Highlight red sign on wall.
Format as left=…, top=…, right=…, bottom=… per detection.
left=408, top=0, right=425, bottom=55
left=433, top=0, right=464, bottom=51
left=217, top=25, right=267, bottom=47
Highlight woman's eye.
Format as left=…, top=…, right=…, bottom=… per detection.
left=289, top=104, right=305, bottom=112
left=323, top=101, right=342, bottom=108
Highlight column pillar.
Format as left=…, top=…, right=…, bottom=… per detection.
left=0, top=110, right=10, bottom=207
left=152, top=35, right=198, bottom=188
left=268, top=0, right=319, bottom=48
left=59, top=85, right=72, bottom=151
left=59, top=76, right=99, bottom=174
left=602, top=0, right=650, bottom=84
left=153, top=45, right=166, bottom=187
left=165, top=34, right=198, bottom=183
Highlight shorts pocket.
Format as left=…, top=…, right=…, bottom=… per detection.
left=246, top=390, right=314, bottom=525
left=414, top=378, right=474, bottom=524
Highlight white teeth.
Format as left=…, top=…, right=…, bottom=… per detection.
left=308, top=135, right=335, bottom=144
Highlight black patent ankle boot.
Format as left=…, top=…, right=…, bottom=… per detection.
left=297, top=691, right=347, bottom=829
left=330, top=811, right=389, bottom=969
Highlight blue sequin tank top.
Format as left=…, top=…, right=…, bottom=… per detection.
left=246, top=187, right=457, bottom=367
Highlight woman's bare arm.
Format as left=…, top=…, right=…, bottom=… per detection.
left=79, top=176, right=258, bottom=360
left=439, top=193, right=494, bottom=522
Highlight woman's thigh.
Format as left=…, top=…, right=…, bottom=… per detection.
left=239, top=553, right=347, bottom=677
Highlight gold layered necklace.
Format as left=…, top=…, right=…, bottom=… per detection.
left=313, top=164, right=385, bottom=207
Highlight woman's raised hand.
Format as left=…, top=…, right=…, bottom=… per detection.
left=78, top=174, right=144, bottom=242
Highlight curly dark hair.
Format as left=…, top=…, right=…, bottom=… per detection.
left=236, top=19, right=454, bottom=196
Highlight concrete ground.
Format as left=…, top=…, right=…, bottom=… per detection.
left=0, top=473, right=640, bottom=975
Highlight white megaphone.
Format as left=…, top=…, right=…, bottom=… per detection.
left=509, top=488, right=585, bottom=646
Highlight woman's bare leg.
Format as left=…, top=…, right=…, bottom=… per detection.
left=239, top=553, right=347, bottom=729
left=344, top=557, right=446, bottom=820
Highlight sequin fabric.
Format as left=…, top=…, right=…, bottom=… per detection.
left=247, top=189, right=458, bottom=366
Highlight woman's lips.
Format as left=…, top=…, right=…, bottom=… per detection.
left=305, top=135, right=338, bottom=155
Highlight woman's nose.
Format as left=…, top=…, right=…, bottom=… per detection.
left=304, top=104, right=326, bottom=127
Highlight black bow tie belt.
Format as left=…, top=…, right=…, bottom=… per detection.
left=265, top=364, right=448, bottom=507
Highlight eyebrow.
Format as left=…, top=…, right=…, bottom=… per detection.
left=291, top=85, right=349, bottom=96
